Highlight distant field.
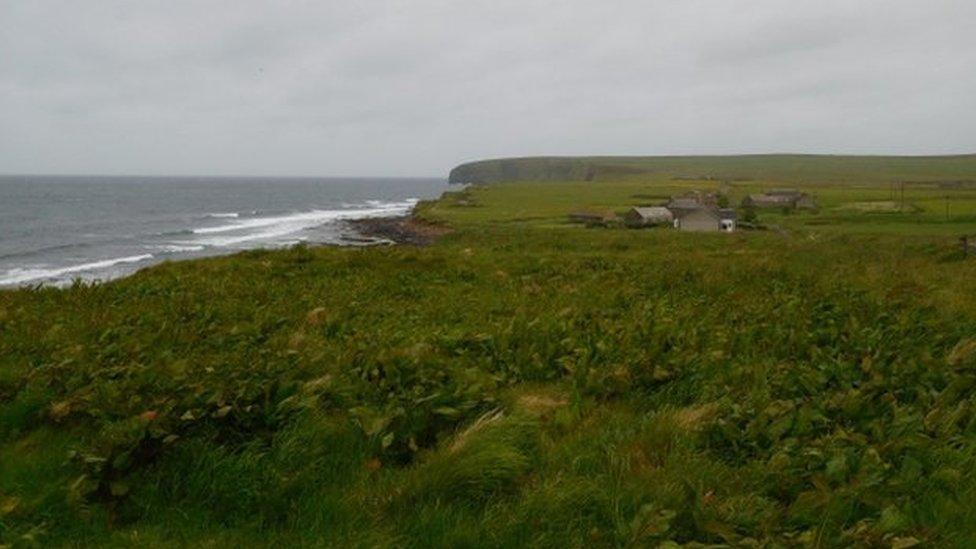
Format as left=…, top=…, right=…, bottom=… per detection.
left=428, top=174, right=976, bottom=236
left=448, top=154, right=976, bottom=186
left=3, top=156, right=976, bottom=547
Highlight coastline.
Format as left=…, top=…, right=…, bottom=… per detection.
left=0, top=175, right=449, bottom=289
left=341, top=214, right=450, bottom=246
left=0, top=211, right=448, bottom=290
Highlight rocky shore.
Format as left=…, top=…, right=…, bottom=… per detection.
left=342, top=215, right=450, bottom=246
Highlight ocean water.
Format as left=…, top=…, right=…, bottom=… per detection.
left=0, top=175, right=449, bottom=288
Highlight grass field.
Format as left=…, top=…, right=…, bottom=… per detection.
left=3, top=156, right=976, bottom=547
left=429, top=176, right=976, bottom=235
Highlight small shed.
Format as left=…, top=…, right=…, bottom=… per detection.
left=795, top=195, right=818, bottom=210
left=568, top=211, right=618, bottom=227
left=569, top=211, right=606, bottom=224
left=743, top=191, right=818, bottom=211
left=625, top=207, right=674, bottom=227
left=742, top=194, right=794, bottom=209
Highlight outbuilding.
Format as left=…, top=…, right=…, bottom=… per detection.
left=742, top=194, right=794, bottom=209
left=568, top=211, right=619, bottom=227
left=794, top=195, right=818, bottom=210
left=625, top=206, right=674, bottom=227
left=666, top=198, right=702, bottom=217
left=674, top=208, right=720, bottom=232
left=742, top=191, right=818, bottom=210
left=672, top=207, right=737, bottom=232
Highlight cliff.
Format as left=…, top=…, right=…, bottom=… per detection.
left=448, top=154, right=976, bottom=185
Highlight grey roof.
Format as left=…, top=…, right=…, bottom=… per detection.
left=747, top=193, right=793, bottom=203
left=671, top=206, right=718, bottom=219
left=718, top=208, right=737, bottom=221
left=630, top=206, right=673, bottom=220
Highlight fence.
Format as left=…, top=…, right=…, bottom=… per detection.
left=961, top=236, right=976, bottom=257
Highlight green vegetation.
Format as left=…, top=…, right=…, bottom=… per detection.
left=3, top=156, right=976, bottom=547
left=449, top=154, right=976, bottom=185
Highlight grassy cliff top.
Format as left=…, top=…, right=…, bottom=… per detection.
left=449, top=153, right=976, bottom=185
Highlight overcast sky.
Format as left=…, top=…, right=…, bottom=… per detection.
left=1, top=1, right=974, bottom=177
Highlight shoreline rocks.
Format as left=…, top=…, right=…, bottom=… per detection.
left=342, top=215, right=450, bottom=246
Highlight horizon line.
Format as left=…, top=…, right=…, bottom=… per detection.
left=4, top=151, right=975, bottom=179
left=0, top=172, right=447, bottom=180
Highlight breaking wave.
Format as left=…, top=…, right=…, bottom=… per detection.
left=0, top=254, right=154, bottom=286
left=156, top=244, right=205, bottom=253
left=187, top=199, right=418, bottom=248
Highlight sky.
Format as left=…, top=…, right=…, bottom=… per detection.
left=1, top=1, right=975, bottom=177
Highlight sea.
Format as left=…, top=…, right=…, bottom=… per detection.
left=0, top=175, right=450, bottom=288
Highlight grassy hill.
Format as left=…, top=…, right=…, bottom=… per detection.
left=3, top=158, right=976, bottom=546
left=449, top=154, right=976, bottom=186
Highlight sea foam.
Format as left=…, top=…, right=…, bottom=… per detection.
left=0, top=254, right=154, bottom=286
left=187, top=200, right=418, bottom=248
left=157, top=244, right=205, bottom=253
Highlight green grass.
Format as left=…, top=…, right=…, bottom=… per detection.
left=428, top=174, right=976, bottom=236
left=3, top=158, right=976, bottom=546
left=449, top=154, right=976, bottom=185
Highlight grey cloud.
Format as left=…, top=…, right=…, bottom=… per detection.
left=1, top=0, right=974, bottom=176
left=696, top=16, right=857, bottom=68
